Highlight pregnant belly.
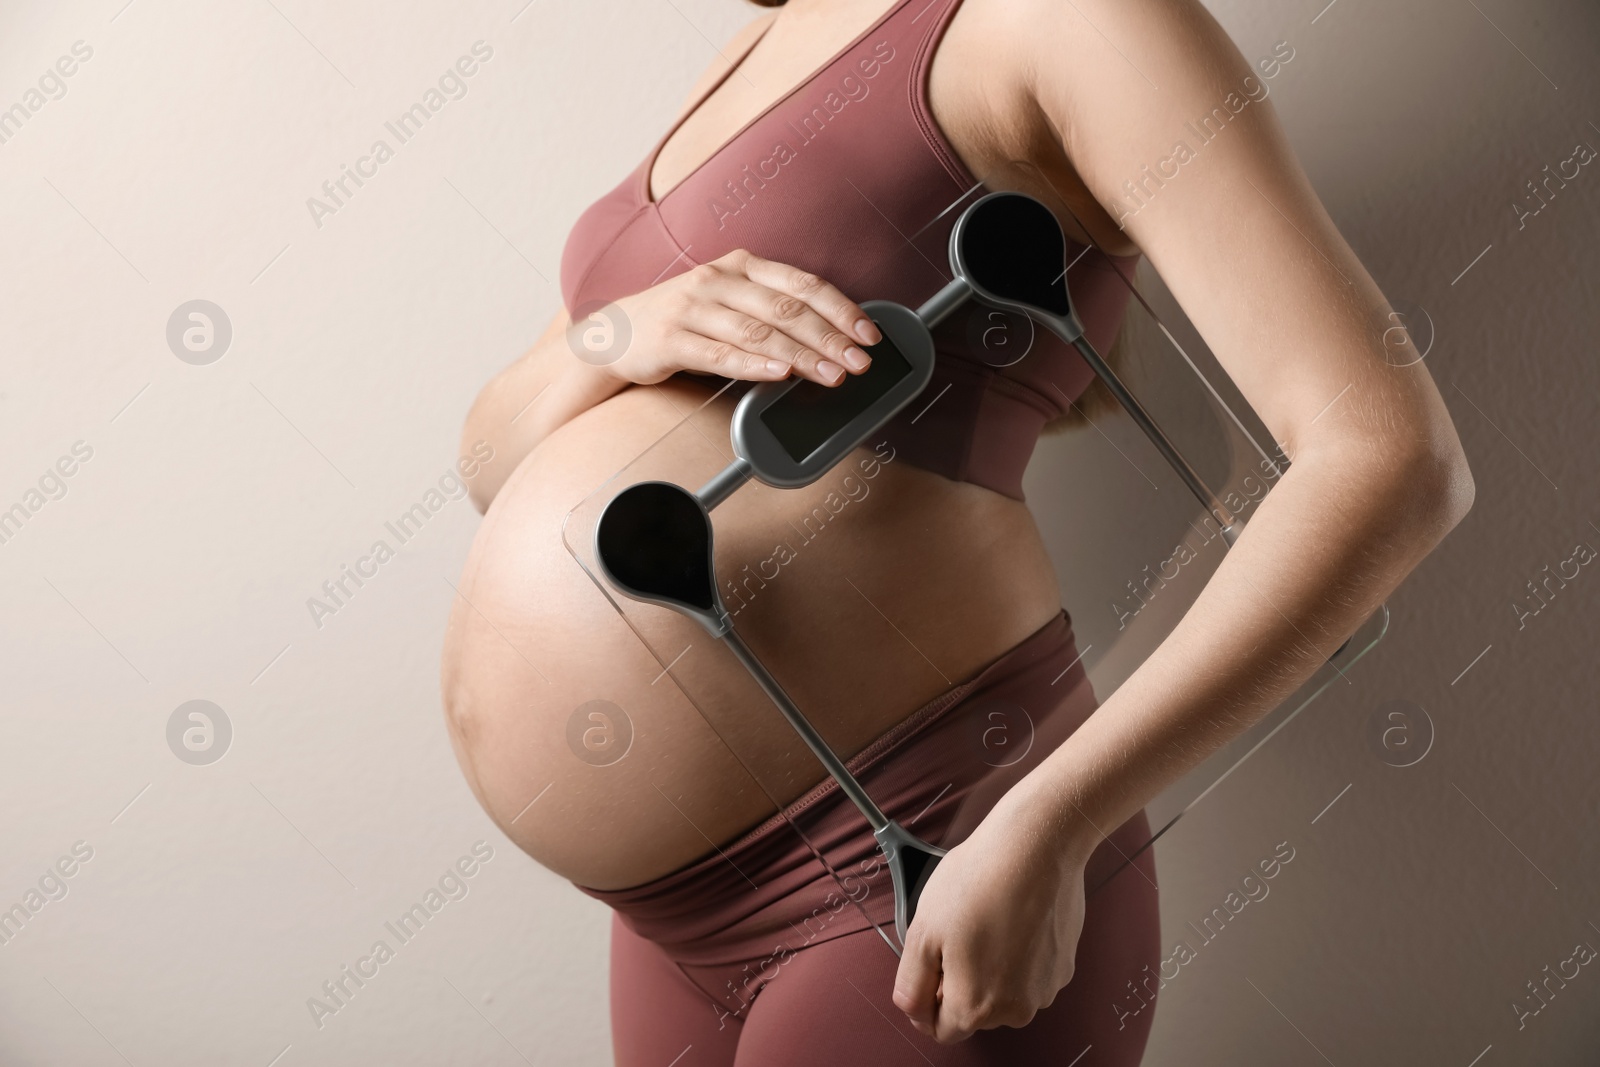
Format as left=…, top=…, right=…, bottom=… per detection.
left=440, top=376, right=1061, bottom=891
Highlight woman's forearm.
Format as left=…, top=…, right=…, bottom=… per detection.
left=461, top=312, right=631, bottom=512
left=1028, top=434, right=1475, bottom=865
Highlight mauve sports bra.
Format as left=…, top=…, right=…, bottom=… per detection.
left=559, top=0, right=1140, bottom=502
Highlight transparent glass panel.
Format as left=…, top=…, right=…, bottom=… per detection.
left=562, top=156, right=1389, bottom=958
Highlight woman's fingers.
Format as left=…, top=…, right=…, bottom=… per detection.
left=716, top=249, right=882, bottom=367
left=894, top=921, right=1044, bottom=1044
left=934, top=976, right=1037, bottom=1044
left=682, top=300, right=846, bottom=385
left=891, top=931, right=943, bottom=1033
left=631, top=249, right=883, bottom=386
left=708, top=279, right=859, bottom=383
left=668, top=328, right=794, bottom=382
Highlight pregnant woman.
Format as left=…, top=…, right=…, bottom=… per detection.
left=441, top=0, right=1474, bottom=1063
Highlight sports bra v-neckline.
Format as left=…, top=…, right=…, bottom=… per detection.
left=561, top=0, right=1144, bottom=504
left=643, top=1, right=909, bottom=207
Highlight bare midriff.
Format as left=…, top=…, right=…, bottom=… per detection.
left=440, top=376, right=1061, bottom=891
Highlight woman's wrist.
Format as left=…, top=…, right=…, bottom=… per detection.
left=1004, top=768, right=1106, bottom=872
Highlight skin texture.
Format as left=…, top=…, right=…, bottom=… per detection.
left=442, top=0, right=1475, bottom=1047
left=442, top=0, right=1065, bottom=892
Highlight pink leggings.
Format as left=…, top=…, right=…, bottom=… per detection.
left=581, top=612, right=1162, bottom=1065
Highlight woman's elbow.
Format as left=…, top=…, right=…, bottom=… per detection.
left=1431, top=445, right=1476, bottom=531
left=459, top=395, right=505, bottom=514
left=466, top=463, right=503, bottom=514
left=1399, top=436, right=1476, bottom=542
left=468, top=484, right=493, bottom=515
left=460, top=432, right=503, bottom=515
left=1316, top=427, right=1476, bottom=546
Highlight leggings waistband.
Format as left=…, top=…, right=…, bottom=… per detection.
left=575, top=610, right=1097, bottom=967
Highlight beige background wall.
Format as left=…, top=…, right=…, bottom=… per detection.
left=0, top=0, right=1594, bottom=1064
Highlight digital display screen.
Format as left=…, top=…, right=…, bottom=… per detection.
left=758, top=332, right=913, bottom=463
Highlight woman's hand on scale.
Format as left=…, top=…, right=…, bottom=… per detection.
left=892, top=776, right=1099, bottom=1044
left=587, top=248, right=882, bottom=386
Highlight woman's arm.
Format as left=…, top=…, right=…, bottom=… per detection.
left=461, top=10, right=879, bottom=513
left=459, top=309, right=627, bottom=511
left=895, top=0, right=1474, bottom=1042
left=1021, top=0, right=1476, bottom=845
left=458, top=10, right=769, bottom=512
